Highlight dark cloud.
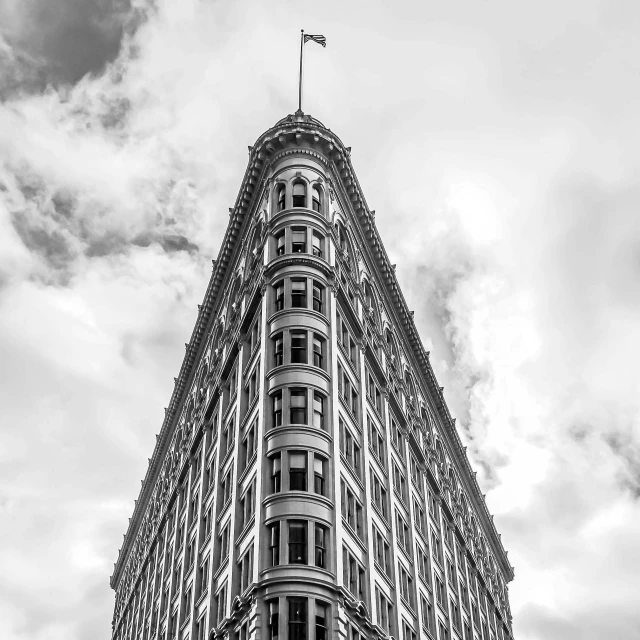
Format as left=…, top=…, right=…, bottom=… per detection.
left=0, top=0, right=136, bottom=96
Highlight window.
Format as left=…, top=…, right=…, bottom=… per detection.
left=374, top=528, right=391, bottom=577
left=343, top=547, right=366, bottom=600
left=417, top=545, right=431, bottom=582
left=268, top=600, right=279, bottom=640
left=428, top=490, right=439, bottom=518
left=403, top=621, right=417, bottom=640
left=219, top=524, right=230, bottom=566
left=431, top=529, right=443, bottom=565
left=289, top=598, right=307, bottom=640
left=239, top=546, right=253, bottom=593
left=376, top=588, right=394, bottom=635
left=291, top=331, right=307, bottom=363
left=269, top=522, right=280, bottom=566
left=450, top=598, right=461, bottom=632
left=371, top=471, right=388, bottom=519
left=341, top=480, right=364, bottom=539
left=241, top=421, right=256, bottom=470
left=198, top=556, right=210, bottom=598
left=368, top=418, right=386, bottom=468
left=313, top=392, right=325, bottom=430
left=312, top=186, right=321, bottom=212
left=216, top=583, right=227, bottom=623
left=312, top=281, right=324, bottom=313
left=399, top=565, right=415, bottom=608
left=421, top=594, right=434, bottom=634
left=291, top=279, right=307, bottom=308
left=270, top=453, right=281, bottom=493
left=337, top=313, right=357, bottom=365
left=203, top=504, right=213, bottom=539
left=396, top=511, right=410, bottom=552
left=272, top=391, right=282, bottom=427
left=312, top=231, right=323, bottom=257
left=292, top=182, right=306, bottom=208
left=338, top=365, right=358, bottom=419
left=391, top=417, right=403, bottom=452
left=276, top=184, right=286, bottom=211
left=275, top=229, right=286, bottom=256
left=414, top=500, right=426, bottom=536
left=289, top=521, right=308, bottom=564
left=446, top=556, right=456, bottom=586
left=290, top=388, right=307, bottom=424
left=314, top=455, right=327, bottom=495
left=315, top=524, right=327, bottom=568
left=221, top=465, right=233, bottom=505
left=438, top=621, right=449, bottom=640
left=435, top=575, right=445, bottom=606
left=393, top=463, right=407, bottom=502
left=183, top=582, right=192, bottom=618
left=292, top=227, right=307, bottom=253
left=275, top=280, right=285, bottom=312
left=339, top=419, right=361, bottom=475
left=315, top=602, right=328, bottom=640
left=289, top=452, right=308, bottom=491
left=247, top=364, right=259, bottom=404
left=313, top=334, right=324, bottom=369
left=240, top=482, right=255, bottom=529
left=222, top=417, right=235, bottom=455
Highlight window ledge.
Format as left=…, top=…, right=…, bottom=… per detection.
left=236, top=456, right=257, bottom=486
left=235, top=517, right=255, bottom=545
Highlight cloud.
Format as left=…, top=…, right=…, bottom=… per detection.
left=2, top=0, right=640, bottom=639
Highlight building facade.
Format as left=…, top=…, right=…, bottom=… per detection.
left=110, top=112, right=515, bottom=640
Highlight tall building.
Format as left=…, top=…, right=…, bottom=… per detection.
left=110, top=112, right=515, bottom=640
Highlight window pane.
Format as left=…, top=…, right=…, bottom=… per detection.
left=288, top=522, right=307, bottom=564
left=290, top=388, right=307, bottom=424
left=291, top=332, right=307, bottom=363
left=313, top=393, right=324, bottom=429
left=289, top=598, right=307, bottom=640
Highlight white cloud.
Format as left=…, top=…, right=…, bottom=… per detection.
left=1, top=0, right=640, bottom=639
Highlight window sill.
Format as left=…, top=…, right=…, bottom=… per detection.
left=235, top=517, right=256, bottom=545
left=236, top=455, right=257, bottom=486
left=242, top=342, right=261, bottom=379
left=216, top=498, right=233, bottom=524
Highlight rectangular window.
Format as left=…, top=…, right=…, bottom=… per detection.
left=291, top=331, right=307, bottom=364
left=435, top=575, right=445, bottom=606
left=403, top=622, right=417, bottom=640
left=203, top=504, right=213, bottom=538
left=219, top=525, right=230, bottom=566
left=290, top=388, right=308, bottom=424
left=312, top=232, right=323, bottom=258
left=239, top=546, right=253, bottom=593
left=274, top=333, right=284, bottom=367
left=313, top=334, right=324, bottom=369
left=270, top=453, right=281, bottom=493
left=374, top=528, right=391, bottom=577
left=292, top=227, right=307, bottom=253
left=240, top=482, right=255, bottom=529
left=312, top=281, right=324, bottom=313
left=341, top=479, right=364, bottom=540
left=414, top=499, right=426, bottom=535
left=216, top=583, right=227, bottom=623
left=314, top=455, right=327, bottom=496
left=421, top=594, right=434, bottom=634
left=289, top=452, right=308, bottom=491
left=269, top=522, right=280, bottom=566
left=275, top=281, right=285, bottom=311
left=198, top=556, right=209, bottom=598
left=371, top=471, right=388, bottom=519
left=272, top=391, right=282, bottom=427
left=368, top=417, right=386, bottom=468
left=276, top=230, right=285, bottom=256
left=342, top=547, right=366, bottom=600
left=241, top=421, right=256, bottom=470
left=313, top=392, right=325, bottom=430
left=288, top=598, right=307, bottom=640
left=339, top=419, right=361, bottom=475
left=396, top=511, right=410, bottom=552
left=393, top=463, right=407, bottom=502
left=417, top=545, right=431, bottom=582
left=268, top=600, right=279, bottom=640
left=315, top=524, right=327, bottom=568
left=315, top=601, right=328, bottom=640
left=289, top=521, right=308, bottom=564
left=376, top=588, right=393, bottom=635
left=291, top=279, right=307, bottom=308
left=399, top=564, right=415, bottom=608
left=431, top=529, right=443, bottom=565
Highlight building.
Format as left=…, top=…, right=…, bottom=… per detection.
left=110, top=112, right=515, bottom=640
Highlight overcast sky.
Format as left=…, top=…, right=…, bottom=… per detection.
left=1, top=0, right=640, bottom=639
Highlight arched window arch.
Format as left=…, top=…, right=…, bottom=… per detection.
left=363, top=280, right=381, bottom=330
left=405, top=370, right=417, bottom=400
left=385, top=328, right=399, bottom=369
left=275, top=183, right=286, bottom=212
left=311, top=185, right=322, bottom=212
left=226, top=276, right=242, bottom=323
left=292, top=181, right=307, bottom=208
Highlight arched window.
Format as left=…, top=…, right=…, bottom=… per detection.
left=292, top=181, right=306, bottom=208
left=276, top=184, right=286, bottom=211
left=312, top=186, right=321, bottom=212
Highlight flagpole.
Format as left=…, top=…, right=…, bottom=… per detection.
left=298, top=29, right=304, bottom=113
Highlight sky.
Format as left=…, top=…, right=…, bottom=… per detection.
left=1, top=0, right=640, bottom=638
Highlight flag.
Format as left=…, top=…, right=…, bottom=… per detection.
left=304, top=34, right=326, bottom=47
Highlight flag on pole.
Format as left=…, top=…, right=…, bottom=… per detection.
left=303, top=34, right=327, bottom=47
